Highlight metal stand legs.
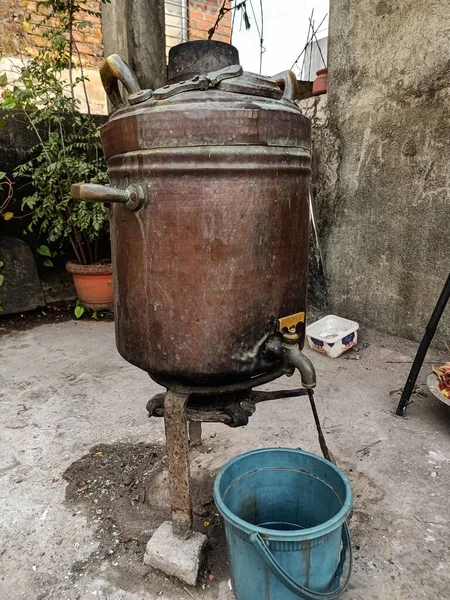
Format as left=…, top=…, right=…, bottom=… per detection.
left=163, top=390, right=193, bottom=538
left=189, top=421, right=202, bottom=446
left=396, top=272, right=450, bottom=416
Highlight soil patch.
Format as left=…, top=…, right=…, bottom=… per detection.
left=0, top=301, right=113, bottom=336
left=63, top=442, right=228, bottom=594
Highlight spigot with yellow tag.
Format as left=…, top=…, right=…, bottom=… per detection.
left=278, top=311, right=316, bottom=389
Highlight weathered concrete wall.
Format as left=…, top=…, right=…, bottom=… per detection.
left=322, top=0, right=450, bottom=343
left=297, top=94, right=338, bottom=308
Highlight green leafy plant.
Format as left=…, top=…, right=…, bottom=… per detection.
left=0, top=173, right=14, bottom=221
left=0, top=0, right=110, bottom=265
left=74, top=299, right=110, bottom=320
left=74, top=298, right=85, bottom=319
left=37, top=244, right=59, bottom=267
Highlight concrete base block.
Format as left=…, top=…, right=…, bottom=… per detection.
left=144, top=521, right=207, bottom=586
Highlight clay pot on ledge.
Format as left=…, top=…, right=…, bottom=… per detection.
left=312, top=68, right=328, bottom=96
left=66, top=261, right=114, bottom=310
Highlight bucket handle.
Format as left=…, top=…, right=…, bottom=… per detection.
left=249, top=522, right=352, bottom=600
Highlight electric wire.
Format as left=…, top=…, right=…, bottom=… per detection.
left=290, top=13, right=327, bottom=74
left=308, top=15, right=327, bottom=67
left=248, top=0, right=266, bottom=74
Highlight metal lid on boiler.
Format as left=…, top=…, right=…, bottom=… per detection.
left=167, top=40, right=240, bottom=83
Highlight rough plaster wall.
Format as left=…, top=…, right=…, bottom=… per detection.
left=325, top=0, right=450, bottom=343
left=298, top=95, right=339, bottom=306
left=298, top=96, right=339, bottom=243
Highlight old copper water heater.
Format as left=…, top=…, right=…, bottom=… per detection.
left=72, top=40, right=316, bottom=537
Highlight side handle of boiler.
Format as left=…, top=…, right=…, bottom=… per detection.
left=271, top=70, right=298, bottom=103
left=71, top=183, right=146, bottom=211
left=99, top=54, right=141, bottom=109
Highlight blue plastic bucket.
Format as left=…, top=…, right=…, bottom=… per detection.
left=214, top=448, right=352, bottom=600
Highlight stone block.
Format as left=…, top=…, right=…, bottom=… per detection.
left=144, top=521, right=207, bottom=586
left=0, top=237, right=45, bottom=314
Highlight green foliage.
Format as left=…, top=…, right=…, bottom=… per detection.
left=74, top=300, right=112, bottom=320
left=37, top=245, right=52, bottom=257
left=0, top=0, right=110, bottom=265
left=0, top=175, right=14, bottom=220
left=37, top=244, right=58, bottom=266
left=74, top=298, right=85, bottom=319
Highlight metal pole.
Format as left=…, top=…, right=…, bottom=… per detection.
left=396, top=272, right=450, bottom=416
left=189, top=421, right=202, bottom=446
left=163, top=390, right=193, bottom=538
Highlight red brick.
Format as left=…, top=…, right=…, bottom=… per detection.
left=214, top=34, right=231, bottom=43
left=191, top=18, right=212, bottom=32
left=218, top=25, right=232, bottom=35
left=206, top=0, right=229, bottom=11
left=84, top=33, right=102, bottom=45
left=75, top=42, right=95, bottom=56
left=189, top=32, right=205, bottom=41
left=76, top=11, right=99, bottom=23
left=29, top=34, right=47, bottom=47
left=204, top=12, right=224, bottom=24
left=73, top=30, right=86, bottom=43
left=189, top=9, right=205, bottom=21
left=190, top=2, right=208, bottom=11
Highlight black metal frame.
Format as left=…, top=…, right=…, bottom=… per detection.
left=396, top=273, right=450, bottom=416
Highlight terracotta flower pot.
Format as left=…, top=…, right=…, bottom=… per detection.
left=312, top=67, right=328, bottom=96
left=66, top=261, right=114, bottom=311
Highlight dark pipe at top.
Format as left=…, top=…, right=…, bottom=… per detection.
left=167, top=40, right=240, bottom=82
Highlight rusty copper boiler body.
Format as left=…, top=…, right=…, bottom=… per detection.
left=73, top=41, right=315, bottom=391
left=72, top=41, right=317, bottom=537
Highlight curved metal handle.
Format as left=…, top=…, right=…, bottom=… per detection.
left=249, top=523, right=352, bottom=600
left=272, top=70, right=298, bottom=103
left=100, top=54, right=141, bottom=109
left=71, top=183, right=145, bottom=211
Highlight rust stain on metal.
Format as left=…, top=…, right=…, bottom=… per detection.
left=163, top=390, right=193, bottom=538
left=108, top=145, right=310, bottom=385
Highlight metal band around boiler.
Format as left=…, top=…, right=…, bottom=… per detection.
left=106, top=146, right=311, bottom=175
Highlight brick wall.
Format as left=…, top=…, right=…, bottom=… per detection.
left=1, top=0, right=232, bottom=114
left=165, top=0, right=232, bottom=56
left=189, top=0, right=232, bottom=44
left=0, top=0, right=103, bottom=67
left=1, top=0, right=231, bottom=66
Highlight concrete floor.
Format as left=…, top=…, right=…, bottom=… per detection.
left=1, top=320, right=450, bottom=599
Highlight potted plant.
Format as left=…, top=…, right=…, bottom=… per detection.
left=0, top=0, right=112, bottom=311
